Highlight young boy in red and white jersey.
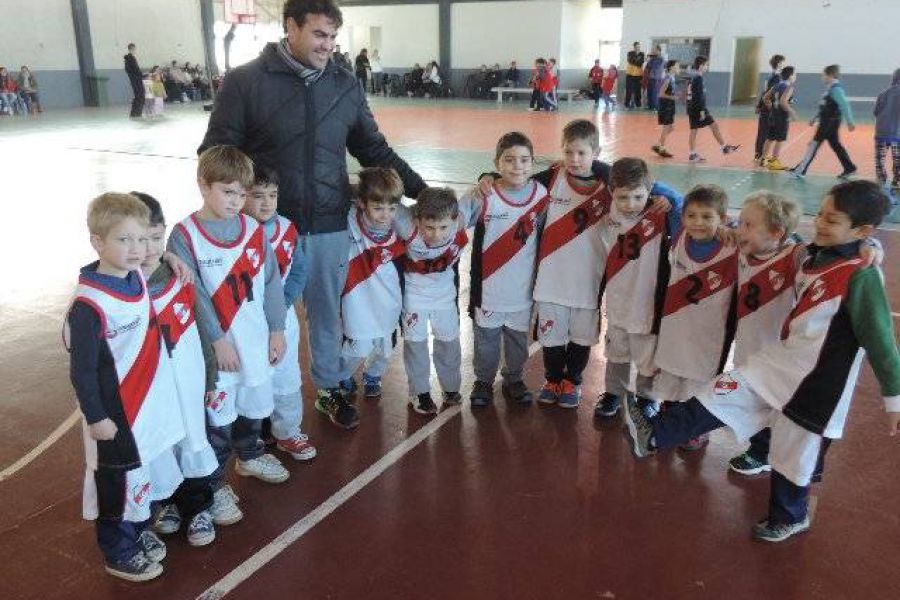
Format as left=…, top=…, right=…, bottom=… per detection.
left=651, top=184, right=738, bottom=450
left=131, top=192, right=220, bottom=548
left=332, top=168, right=406, bottom=423
left=167, top=146, right=289, bottom=527
left=67, top=193, right=184, bottom=581
left=393, top=187, right=468, bottom=415
left=242, top=166, right=317, bottom=461
left=623, top=181, right=900, bottom=542
left=593, top=158, right=682, bottom=418
left=468, top=132, right=550, bottom=407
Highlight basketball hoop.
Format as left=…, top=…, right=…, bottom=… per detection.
left=224, top=0, right=256, bottom=24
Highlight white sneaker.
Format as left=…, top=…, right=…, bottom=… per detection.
left=211, top=485, right=243, bottom=526
left=235, top=453, right=290, bottom=484
left=187, top=510, right=216, bottom=547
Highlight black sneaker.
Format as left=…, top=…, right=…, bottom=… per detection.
left=410, top=393, right=438, bottom=415
left=636, top=395, right=661, bottom=419
left=729, top=451, right=772, bottom=476
left=137, top=530, right=166, bottom=563
left=621, top=392, right=656, bottom=458
left=315, top=388, right=360, bottom=429
left=442, top=391, right=462, bottom=406
left=593, top=392, right=620, bottom=418
left=722, top=144, right=741, bottom=155
left=752, top=516, right=810, bottom=542
left=105, top=552, right=163, bottom=582
left=469, top=380, right=494, bottom=408
left=837, top=168, right=858, bottom=180
left=502, top=380, right=533, bottom=405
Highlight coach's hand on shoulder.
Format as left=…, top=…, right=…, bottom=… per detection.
left=163, top=252, right=195, bottom=284
left=213, top=338, right=241, bottom=372
left=269, top=331, right=286, bottom=366
left=887, top=411, right=900, bottom=436
left=89, top=418, right=118, bottom=441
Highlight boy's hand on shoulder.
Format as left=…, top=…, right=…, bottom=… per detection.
left=212, top=338, right=241, bottom=372
left=716, top=225, right=737, bottom=247
left=89, top=418, right=118, bottom=441
left=163, top=252, right=195, bottom=285
left=887, top=411, right=900, bottom=436
left=269, top=331, right=286, bottom=365
left=474, top=176, right=495, bottom=201
left=859, top=242, right=884, bottom=268
left=648, top=195, right=671, bottom=214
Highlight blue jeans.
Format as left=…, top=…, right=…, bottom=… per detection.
left=96, top=518, right=148, bottom=564
left=207, top=416, right=264, bottom=490
left=646, top=78, right=660, bottom=109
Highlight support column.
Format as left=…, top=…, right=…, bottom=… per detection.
left=70, top=0, right=97, bottom=106
left=200, top=0, right=219, bottom=77
left=439, top=0, right=451, bottom=72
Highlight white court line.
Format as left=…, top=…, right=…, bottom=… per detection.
left=0, top=409, right=80, bottom=483
left=893, top=312, right=900, bottom=319
left=198, top=340, right=546, bottom=599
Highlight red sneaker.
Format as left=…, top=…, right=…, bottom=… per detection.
left=678, top=433, right=710, bottom=452
left=276, top=434, right=318, bottom=461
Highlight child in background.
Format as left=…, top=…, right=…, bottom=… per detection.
left=651, top=184, right=737, bottom=450
left=874, top=68, right=900, bottom=202
left=589, top=60, right=604, bottom=109
left=594, top=158, right=683, bottom=418
left=755, top=55, right=786, bottom=163
left=686, top=56, right=740, bottom=162
left=623, top=181, right=900, bottom=543
left=760, top=66, right=798, bottom=171
left=652, top=60, right=681, bottom=158
left=792, top=64, right=857, bottom=179
left=242, top=167, right=317, bottom=460
left=334, top=168, right=406, bottom=421
left=149, top=70, right=167, bottom=117
left=529, top=59, right=547, bottom=112
left=601, top=64, right=618, bottom=111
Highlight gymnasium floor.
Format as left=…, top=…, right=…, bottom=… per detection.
left=1, top=98, right=898, bottom=600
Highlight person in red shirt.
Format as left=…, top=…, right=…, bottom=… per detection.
left=589, top=60, right=604, bottom=108
left=600, top=64, right=618, bottom=111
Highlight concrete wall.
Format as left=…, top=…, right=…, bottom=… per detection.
left=340, top=4, right=440, bottom=69
left=621, top=0, right=900, bottom=108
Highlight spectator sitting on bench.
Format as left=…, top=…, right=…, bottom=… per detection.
left=505, top=61, right=520, bottom=87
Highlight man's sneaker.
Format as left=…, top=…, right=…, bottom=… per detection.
left=316, top=388, right=360, bottom=429
left=235, top=453, right=290, bottom=484
left=621, top=392, right=656, bottom=458
left=211, top=485, right=243, bottom=526
left=187, top=510, right=216, bottom=547
left=752, top=516, right=811, bottom=542
left=469, top=380, right=494, bottom=408
left=636, top=395, right=661, bottom=419
left=651, top=144, right=663, bottom=156
left=837, top=168, right=858, bottom=180
left=767, top=157, right=786, bottom=171
left=593, top=392, right=620, bottom=418
left=538, top=381, right=560, bottom=405
left=152, top=503, right=181, bottom=535
left=688, top=153, right=706, bottom=163
left=729, top=452, right=772, bottom=476
left=362, top=373, right=382, bottom=398
left=722, top=144, right=741, bottom=154
left=339, top=378, right=358, bottom=398
left=502, top=380, right=533, bottom=405
left=137, top=529, right=167, bottom=563
left=105, top=552, right=163, bottom=582
left=276, top=434, right=318, bottom=461
left=557, top=380, right=581, bottom=409
left=678, top=433, right=710, bottom=452
left=410, top=392, right=438, bottom=415
left=442, top=391, right=462, bottom=406
left=658, top=147, right=674, bottom=158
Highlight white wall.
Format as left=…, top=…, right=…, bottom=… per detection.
left=621, top=0, right=900, bottom=74
left=0, top=0, right=78, bottom=70
left=87, top=0, right=206, bottom=70
left=560, top=0, right=603, bottom=71
left=452, top=1, right=563, bottom=69
left=340, top=5, right=440, bottom=69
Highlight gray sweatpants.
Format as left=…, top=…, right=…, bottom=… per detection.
left=299, top=230, right=350, bottom=389
left=605, top=361, right=654, bottom=398
left=473, top=324, right=528, bottom=384
left=404, top=338, right=462, bottom=395
left=270, top=391, right=302, bottom=440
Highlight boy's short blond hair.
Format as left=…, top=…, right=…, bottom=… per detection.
left=356, top=167, right=404, bottom=205
left=87, top=192, right=150, bottom=239
left=198, top=145, right=254, bottom=188
left=743, top=190, right=800, bottom=237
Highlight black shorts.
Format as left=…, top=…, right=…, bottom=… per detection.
left=814, top=118, right=841, bottom=142
left=688, top=106, right=715, bottom=129
left=767, top=112, right=789, bottom=141
left=658, top=100, right=675, bottom=125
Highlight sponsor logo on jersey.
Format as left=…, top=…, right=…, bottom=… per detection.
left=707, top=270, right=722, bottom=290
left=246, top=247, right=260, bottom=269
left=105, top=316, right=141, bottom=339
left=769, top=268, right=785, bottom=291
left=132, top=481, right=151, bottom=506
left=549, top=196, right=571, bottom=207
left=380, top=248, right=395, bottom=264
left=198, top=257, right=225, bottom=268
left=406, top=312, right=419, bottom=328
left=641, top=218, right=655, bottom=237
left=713, top=374, right=739, bottom=395
left=206, top=389, right=227, bottom=412
left=174, top=302, right=191, bottom=325
left=282, top=240, right=294, bottom=256
left=538, top=319, right=554, bottom=335
left=810, top=278, right=825, bottom=302
left=483, top=212, right=511, bottom=223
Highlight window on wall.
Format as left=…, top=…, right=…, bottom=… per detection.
left=598, top=7, right=623, bottom=66
left=651, top=38, right=712, bottom=68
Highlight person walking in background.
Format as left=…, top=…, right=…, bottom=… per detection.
left=124, top=43, right=144, bottom=118
left=645, top=46, right=665, bottom=111
left=624, top=42, right=645, bottom=109
left=589, top=59, right=604, bottom=108
left=874, top=68, right=900, bottom=202
left=755, top=55, right=785, bottom=164
left=601, top=64, right=618, bottom=111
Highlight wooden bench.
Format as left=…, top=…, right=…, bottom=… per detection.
left=491, top=86, right=580, bottom=104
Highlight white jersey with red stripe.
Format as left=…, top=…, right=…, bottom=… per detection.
left=74, top=273, right=184, bottom=464
left=653, top=232, right=738, bottom=382
left=601, top=203, right=667, bottom=334
left=270, top=215, right=299, bottom=285
left=533, top=167, right=611, bottom=309
left=150, top=276, right=209, bottom=457
left=267, top=214, right=302, bottom=395
left=471, top=181, right=549, bottom=313
left=176, top=213, right=272, bottom=388
left=402, top=215, right=468, bottom=312
left=342, top=206, right=406, bottom=340
left=733, top=244, right=803, bottom=367
left=742, top=256, right=866, bottom=438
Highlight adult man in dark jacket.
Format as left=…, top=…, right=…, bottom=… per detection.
left=625, top=42, right=645, bottom=109
left=199, top=0, right=426, bottom=430
left=124, top=43, right=144, bottom=118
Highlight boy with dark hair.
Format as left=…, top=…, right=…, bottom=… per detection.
left=792, top=64, right=858, bottom=179
left=686, top=56, right=740, bottom=162
left=760, top=66, right=798, bottom=171
left=652, top=60, right=681, bottom=158
left=755, top=54, right=786, bottom=163
left=624, top=180, right=900, bottom=543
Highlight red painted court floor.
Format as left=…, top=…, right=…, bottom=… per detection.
left=0, top=101, right=898, bottom=600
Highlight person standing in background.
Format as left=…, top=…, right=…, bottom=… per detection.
left=874, top=68, right=900, bottom=202
left=354, top=48, right=370, bottom=92
left=124, top=43, right=144, bottom=118
left=645, top=46, right=665, bottom=111
left=370, top=49, right=384, bottom=94
left=755, top=55, right=786, bottom=164
left=625, top=42, right=645, bottom=109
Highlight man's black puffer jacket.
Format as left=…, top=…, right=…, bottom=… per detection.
left=199, top=42, right=425, bottom=234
